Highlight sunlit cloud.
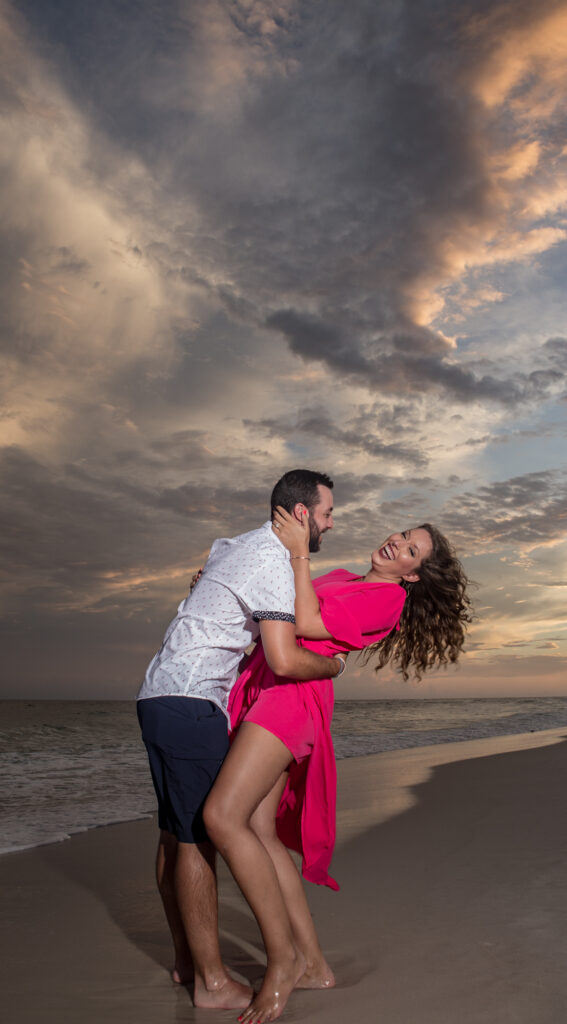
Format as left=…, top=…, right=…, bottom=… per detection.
left=470, top=4, right=567, bottom=114
left=1, top=0, right=566, bottom=696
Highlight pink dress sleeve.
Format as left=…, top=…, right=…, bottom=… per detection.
left=316, top=579, right=406, bottom=649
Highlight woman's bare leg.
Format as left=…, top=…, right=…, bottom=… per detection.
left=249, top=786, right=335, bottom=989
left=203, top=723, right=305, bottom=1023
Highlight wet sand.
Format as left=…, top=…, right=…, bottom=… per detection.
left=2, top=728, right=567, bottom=1023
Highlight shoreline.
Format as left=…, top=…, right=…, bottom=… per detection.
left=3, top=727, right=567, bottom=1022
left=3, top=723, right=566, bottom=859
left=336, top=724, right=567, bottom=842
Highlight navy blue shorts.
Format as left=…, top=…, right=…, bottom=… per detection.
left=137, top=696, right=229, bottom=843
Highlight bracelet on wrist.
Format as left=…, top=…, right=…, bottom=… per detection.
left=334, top=655, right=347, bottom=677
left=290, top=555, right=311, bottom=560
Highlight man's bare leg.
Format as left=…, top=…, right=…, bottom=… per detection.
left=156, top=831, right=193, bottom=984
left=173, top=838, right=253, bottom=1008
left=249, top=787, right=335, bottom=990
left=204, top=724, right=308, bottom=1023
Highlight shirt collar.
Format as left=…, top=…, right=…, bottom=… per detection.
left=264, top=519, right=291, bottom=559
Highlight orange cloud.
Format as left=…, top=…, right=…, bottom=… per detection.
left=471, top=6, right=567, bottom=113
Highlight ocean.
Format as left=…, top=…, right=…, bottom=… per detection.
left=2, top=697, right=567, bottom=856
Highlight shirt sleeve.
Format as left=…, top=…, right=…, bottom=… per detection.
left=317, top=582, right=406, bottom=648
left=238, top=562, right=296, bottom=623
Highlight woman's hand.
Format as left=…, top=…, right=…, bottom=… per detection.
left=189, top=568, right=203, bottom=592
left=273, top=506, right=331, bottom=639
left=272, top=505, right=310, bottom=557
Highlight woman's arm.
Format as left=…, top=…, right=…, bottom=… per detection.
left=273, top=506, right=333, bottom=640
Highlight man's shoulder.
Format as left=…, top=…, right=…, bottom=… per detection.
left=236, top=520, right=283, bottom=551
left=206, top=521, right=289, bottom=580
left=214, top=521, right=284, bottom=560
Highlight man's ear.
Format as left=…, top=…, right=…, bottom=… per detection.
left=292, top=502, right=308, bottom=522
left=403, top=571, right=420, bottom=584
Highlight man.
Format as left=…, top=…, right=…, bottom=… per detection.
left=137, top=469, right=343, bottom=1009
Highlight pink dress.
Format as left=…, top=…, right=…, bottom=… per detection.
left=228, top=570, right=406, bottom=890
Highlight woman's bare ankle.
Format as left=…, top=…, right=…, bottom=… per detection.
left=295, top=954, right=336, bottom=989
left=237, top=951, right=306, bottom=1024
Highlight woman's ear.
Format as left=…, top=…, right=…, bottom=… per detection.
left=402, top=571, right=420, bottom=584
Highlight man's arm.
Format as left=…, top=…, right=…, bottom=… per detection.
left=259, top=619, right=345, bottom=679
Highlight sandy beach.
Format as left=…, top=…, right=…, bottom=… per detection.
left=3, top=728, right=567, bottom=1024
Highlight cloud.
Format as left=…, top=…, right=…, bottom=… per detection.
left=544, top=337, right=567, bottom=370
left=244, top=408, right=428, bottom=467
left=0, top=440, right=282, bottom=617
left=4, top=0, right=567, bottom=440
left=17, top=0, right=566, bottom=401
left=266, top=309, right=565, bottom=403
left=437, top=468, right=567, bottom=553
left=2, top=0, right=567, bottom=696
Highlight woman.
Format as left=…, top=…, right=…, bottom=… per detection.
left=203, top=512, right=471, bottom=1024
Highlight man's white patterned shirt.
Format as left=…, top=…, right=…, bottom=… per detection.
left=136, top=521, right=296, bottom=720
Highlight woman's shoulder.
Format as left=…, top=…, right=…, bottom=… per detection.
left=314, top=570, right=404, bottom=603
left=315, top=568, right=404, bottom=590
left=313, top=568, right=358, bottom=588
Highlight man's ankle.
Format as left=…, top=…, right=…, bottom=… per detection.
left=194, top=966, right=230, bottom=992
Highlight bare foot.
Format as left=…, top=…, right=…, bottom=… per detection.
left=295, top=956, right=336, bottom=989
left=194, top=974, right=253, bottom=1010
left=237, top=952, right=305, bottom=1023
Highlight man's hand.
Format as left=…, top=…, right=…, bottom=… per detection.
left=334, top=653, right=348, bottom=676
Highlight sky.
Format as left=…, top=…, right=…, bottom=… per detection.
left=1, top=0, right=566, bottom=701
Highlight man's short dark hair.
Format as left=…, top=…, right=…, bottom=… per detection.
left=270, top=469, right=334, bottom=515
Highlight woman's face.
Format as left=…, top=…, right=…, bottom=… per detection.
left=370, top=527, right=433, bottom=583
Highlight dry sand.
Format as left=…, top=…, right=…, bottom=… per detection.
left=3, top=728, right=567, bottom=1024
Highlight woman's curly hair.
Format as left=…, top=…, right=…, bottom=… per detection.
left=363, top=523, right=473, bottom=681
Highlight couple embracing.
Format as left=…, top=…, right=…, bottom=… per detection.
left=137, top=469, right=471, bottom=1022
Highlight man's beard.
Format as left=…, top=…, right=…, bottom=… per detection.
left=308, top=519, right=322, bottom=552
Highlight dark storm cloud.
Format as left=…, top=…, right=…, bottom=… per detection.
left=244, top=408, right=427, bottom=467
left=440, top=469, right=567, bottom=551
left=2, top=435, right=361, bottom=695
left=0, top=441, right=275, bottom=694
left=544, top=337, right=567, bottom=370
left=0, top=433, right=417, bottom=637
left=0, top=445, right=157, bottom=581
left=331, top=472, right=398, bottom=504
left=3, top=0, right=567, bottom=697
left=0, top=441, right=294, bottom=613
left=12, top=0, right=564, bottom=403
left=266, top=309, right=565, bottom=404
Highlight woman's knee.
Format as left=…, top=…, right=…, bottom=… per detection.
left=203, top=790, right=242, bottom=848
left=250, top=816, right=278, bottom=848
left=202, top=792, right=224, bottom=843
